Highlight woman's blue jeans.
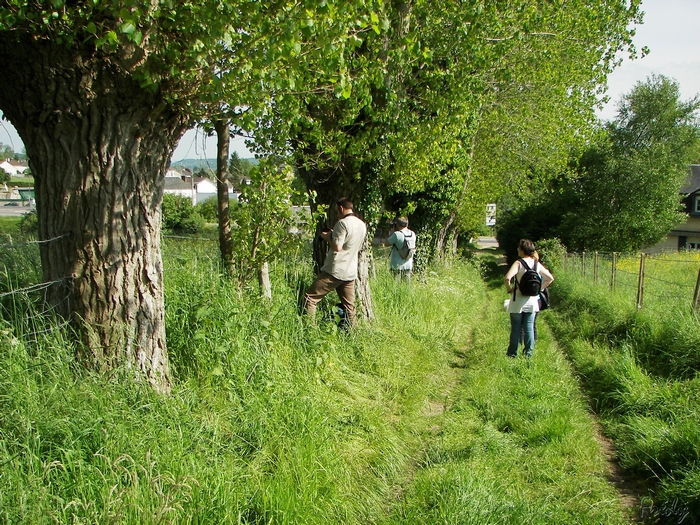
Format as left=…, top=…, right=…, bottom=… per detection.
left=508, top=312, right=535, bottom=357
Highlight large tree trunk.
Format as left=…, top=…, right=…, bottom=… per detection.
left=356, top=237, right=374, bottom=320
left=298, top=164, right=355, bottom=272
left=0, top=36, right=189, bottom=393
left=214, top=120, right=234, bottom=277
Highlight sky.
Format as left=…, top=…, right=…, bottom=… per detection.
left=596, top=0, right=700, bottom=121
left=2, top=0, right=699, bottom=159
left=171, top=128, right=254, bottom=161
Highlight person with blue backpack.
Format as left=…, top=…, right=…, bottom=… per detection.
left=387, top=216, right=416, bottom=282
left=503, top=239, right=554, bottom=358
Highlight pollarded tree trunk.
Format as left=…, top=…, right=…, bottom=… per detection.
left=356, top=237, right=374, bottom=321
left=0, top=36, right=189, bottom=393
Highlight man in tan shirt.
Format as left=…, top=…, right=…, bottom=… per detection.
left=304, top=197, right=367, bottom=326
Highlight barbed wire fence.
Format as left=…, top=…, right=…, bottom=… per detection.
left=0, top=233, right=230, bottom=343
left=563, top=251, right=700, bottom=313
left=0, top=233, right=74, bottom=341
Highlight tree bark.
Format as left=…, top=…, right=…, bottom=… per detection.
left=214, top=120, right=235, bottom=277
left=0, top=36, right=189, bottom=393
left=356, top=237, right=374, bottom=320
left=258, top=262, right=272, bottom=300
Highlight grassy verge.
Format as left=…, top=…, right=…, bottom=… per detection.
left=384, top=251, right=627, bottom=524
left=0, top=240, right=631, bottom=523
left=548, top=268, right=700, bottom=523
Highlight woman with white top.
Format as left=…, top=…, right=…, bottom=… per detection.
left=503, top=239, right=554, bottom=358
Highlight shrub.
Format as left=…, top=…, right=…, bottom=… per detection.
left=179, top=213, right=205, bottom=234
left=19, top=209, right=38, bottom=236
left=536, top=238, right=567, bottom=270
left=162, top=193, right=204, bottom=233
left=195, top=197, right=219, bottom=222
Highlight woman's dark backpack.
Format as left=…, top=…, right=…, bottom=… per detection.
left=515, top=258, right=542, bottom=296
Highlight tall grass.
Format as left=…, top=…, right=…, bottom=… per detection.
left=0, top=237, right=632, bottom=523
left=0, top=238, right=482, bottom=523
left=549, top=266, right=700, bottom=523
left=383, top=256, right=626, bottom=524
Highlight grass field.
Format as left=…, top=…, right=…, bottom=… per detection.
left=549, top=255, right=700, bottom=524
left=0, top=234, right=692, bottom=523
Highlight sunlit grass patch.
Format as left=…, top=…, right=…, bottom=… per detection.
left=550, top=263, right=700, bottom=522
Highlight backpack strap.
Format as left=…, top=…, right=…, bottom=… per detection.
left=518, top=258, right=538, bottom=272
left=513, top=259, right=526, bottom=301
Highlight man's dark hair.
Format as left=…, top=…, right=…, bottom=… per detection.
left=337, top=198, right=354, bottom=210
left=394, top=217, right=408, bottom=228
left=519, top=238, right=536, bottom=256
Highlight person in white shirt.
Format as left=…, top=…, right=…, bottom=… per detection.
left=304, top=198, right=367, bottom=326
left=504, top=239, right=554, bottom=358
left=387, top=216, right=416, bottom=282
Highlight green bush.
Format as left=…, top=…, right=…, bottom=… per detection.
left=179, top=213, right=205, bottom=234
left=195, top=197, right=219, bottom=222
left=536, top=238, right=567, bottom=270
left=161, top=193, right=204, bottom=234
left=19, top=210, right=38, bottom=236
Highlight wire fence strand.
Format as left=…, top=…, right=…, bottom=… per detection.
left=0, top=233, right=70, bottom=251
left=0, top=277, right=71, bottom=300
left=565, top=251, right=700, bottom=313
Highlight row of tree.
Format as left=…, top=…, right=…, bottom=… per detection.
left=0, top=1, right=642, bottom=391
left=497, top=75, right=700, bottom=262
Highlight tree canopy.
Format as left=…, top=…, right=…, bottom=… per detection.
left=0, top=0, right=646, bottom=390
left=497, top=75, right=700, bottom=255
left=254, top=0, right=642, bottom=245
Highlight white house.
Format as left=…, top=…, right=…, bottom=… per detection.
left=163, top=176, right=239, bottom=205
left=0, top=159, right=28, bottom=176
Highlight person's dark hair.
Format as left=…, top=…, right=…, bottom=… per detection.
left=394, top=216, right=409, bottom=228
left=519, top=238, right=536, bottom=256
left=336, top=198, right=354, bottom=210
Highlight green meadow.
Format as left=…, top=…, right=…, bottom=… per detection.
left=550, top=251, right=700, bottom=524
left=0, top=227, right=696, bottom=523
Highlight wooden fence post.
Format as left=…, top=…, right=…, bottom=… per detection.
left=693, top=267, right=700, bottom=312
left=582, top=251, right=586, bottom=278
left=611, top=252, right=617, bottom=290
left=636, top=253, right=646, bottom=310
left=594, top=251, right=599, bottom=284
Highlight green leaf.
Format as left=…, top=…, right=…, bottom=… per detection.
left=120, top=21, right=136, bottom=35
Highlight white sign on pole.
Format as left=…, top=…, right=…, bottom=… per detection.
left=486, top=203, right=496, bottom=226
